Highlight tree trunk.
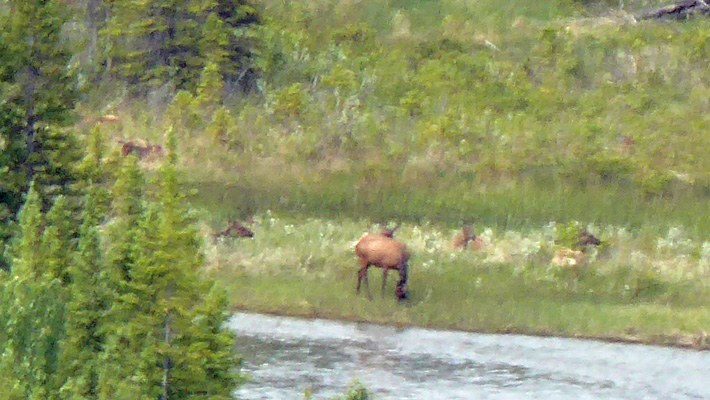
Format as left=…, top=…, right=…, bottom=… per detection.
left=161, top=311, right=171, bottom=400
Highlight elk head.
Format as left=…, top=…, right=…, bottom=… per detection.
left=379, top=223, right=400, bottom=238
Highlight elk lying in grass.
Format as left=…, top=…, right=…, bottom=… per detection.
left=452, top=225, right=475, bottom=248
left=552, top=228, right=601, bottom=267
left=119, top=140, right=164, bottom=160
left=551, top=248, right=586, bottom=267
left=576, top=229, right=601, bottom=249
left=354, top=225, right=409, bottom=300
left=82, top=114, right=121, bottom=126
left=451, top=225, right=485, bottom=250
left=212, top=220, right=254, bottom=243
left=98, top=114, right=120, bottom=124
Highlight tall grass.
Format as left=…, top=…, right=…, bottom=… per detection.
left=204, top=212, right=710, bottom=348
left=188, top=167, right=710, bottom=236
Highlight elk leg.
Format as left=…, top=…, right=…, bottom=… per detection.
left=357, top=266, right=371, bottom=299
left=381, top=268, right=389, bottom=298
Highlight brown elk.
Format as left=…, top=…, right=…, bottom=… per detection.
left=212, top=220, right=254, bottom=243
left=576, top=229, right=601, bottom=250
left=620, top=135, right=635, bottom=156
left=98, top=114, right=120, bottom=124
left=452, top=225, right=476, bottom=249
left=355, top=226, right=409, bottom=300
left=119, top=140, right=164, bottom=160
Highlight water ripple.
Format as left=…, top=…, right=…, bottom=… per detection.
left=230, top=313, right=710, bottom=400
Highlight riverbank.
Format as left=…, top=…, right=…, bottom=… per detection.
left=203, top=213, right=710, bottom=351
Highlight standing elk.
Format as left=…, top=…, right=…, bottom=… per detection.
left=354, top=225, right=409, bottom=300
left=212, top=220, right=254, bottom=243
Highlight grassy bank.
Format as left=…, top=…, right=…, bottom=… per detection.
left=200, top=212, right=710, bottom=350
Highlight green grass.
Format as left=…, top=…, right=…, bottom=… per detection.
left=188, top=169, right=710, bottom=236
left=201, top=212, right=710, bottom=349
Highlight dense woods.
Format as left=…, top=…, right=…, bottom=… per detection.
left=0, top=0, right=256, bottom=398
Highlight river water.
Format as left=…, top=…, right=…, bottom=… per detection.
left=228, top=312, right=709, bottom=400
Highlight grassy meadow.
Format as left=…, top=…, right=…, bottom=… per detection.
left=200, top=212, right=710, bottom=349
left=83, top=0, right=710, bottom=348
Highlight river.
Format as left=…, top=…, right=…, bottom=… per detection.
left=228, top=312, right=709, bottom=400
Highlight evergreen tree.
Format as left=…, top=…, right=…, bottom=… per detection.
left=95, top=154, right=150, bottom=399
left=77, top=126, right=109, bottom=188
left=98, top=131, right=241, bottom=399
left=101, top=0, right=259, bottom=94
left=0, top=0, right=83, bottom=269
left=193, top=62, right=225, bottom=115
left=0, top=184, right=65, bottom=400
left=102, top=0, right=205, bottom=91
left=58, top=183, right=112, bottom=400
left=43, top=195, right=77, bottom=285
left=105, top=155, right=145, bottom=282
left=210, top=0, right=260, bottom=93
left=2, top=183, right=44, bottom=279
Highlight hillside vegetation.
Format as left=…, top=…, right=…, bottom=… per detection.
left=85, top=0, right=710, bottom=234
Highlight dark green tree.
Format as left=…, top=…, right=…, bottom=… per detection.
left=0, top=0, right=83, bottom=269
left=98, top=131, right=242, bottom=399
left=43, top=195, right=77, bottom=285
left=102, top=0, right=206, bottom=91
left=0, top=184, right=65, bottom=400
left=2, top=183, right=44, bottom=279
left=101, top=0, right=259, bottom=94
left=58, top=183, right=113, bottom=400
left=94, top=154, right=149, bottom=399
left=105, top=155, right=145, bottom=282
left=203, top=0, right=260, bottom=93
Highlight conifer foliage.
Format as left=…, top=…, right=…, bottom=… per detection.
left=0, top=1, right=249, bottom=397
left=98, top=134, right=241, bottom=399
left=1, top=140, right=242, bottom=399
left=0, top=0, right=83, bottom=269
left=0, top=184, right=67, bottom=400
left=102, top=0, right=259, bottom=93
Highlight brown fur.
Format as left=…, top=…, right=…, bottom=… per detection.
left=379, top=223, right=400, bottom=238
left=355, top=232, right=409, bottom=299
left=576, top=229, right=601, bottom=250
left=119, top=140, right=164, bottom=160
left=99, top=114, right=120, bottom=123
left=551, top=248, right=586, bottom=267
left=212, top=220, right=254, bottom=243
left=452, top=225, right=476, bottom=249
